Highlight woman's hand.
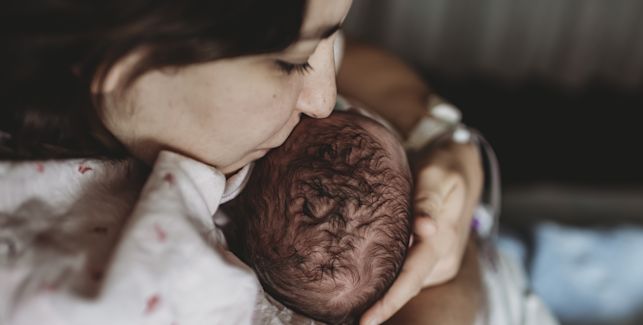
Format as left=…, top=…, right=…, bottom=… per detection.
left=361, top=140, right=484, bottom=325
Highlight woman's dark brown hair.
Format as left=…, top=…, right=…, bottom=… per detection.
left=1, top=0, right=306, bottom=160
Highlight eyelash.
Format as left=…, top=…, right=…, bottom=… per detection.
left=275, top=60, right=314, bottom=75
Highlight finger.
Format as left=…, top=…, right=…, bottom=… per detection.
left=419, top=221, right=466, bottom=287
left=414, top=193, right=444, bottom=219
left=411, top=210, right=439, bottom=260
left=413, top=215, right=437, bottom=239
left=361, top=237, right=438, bottom=325
left=414, top=166, right=457, bottom=196
left=414, top=183, right=455, bottom=221
left=414, top=168, right=460, bottom=216
left=415, top=179, right=470, bottom=229
left=413, top=214, right=462, bottom=286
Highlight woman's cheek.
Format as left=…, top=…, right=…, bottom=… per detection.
left=265, top=82, right=302, bottom=128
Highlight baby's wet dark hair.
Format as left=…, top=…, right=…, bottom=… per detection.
left=224, top=112, right=413, bottom=324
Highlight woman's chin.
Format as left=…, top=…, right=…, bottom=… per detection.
left=220, top=149, right=270, bottom=175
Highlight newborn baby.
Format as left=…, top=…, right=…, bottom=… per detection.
left=224, top=110, right=413, bottom=324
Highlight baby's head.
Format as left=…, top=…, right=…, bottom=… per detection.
left=225, top=111, right=413, bottom=324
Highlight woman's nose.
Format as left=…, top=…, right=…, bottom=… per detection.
left=295, top=40, right=337, bottom=119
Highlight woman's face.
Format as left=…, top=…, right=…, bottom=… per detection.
left=99, top=0, right=353, bottom=174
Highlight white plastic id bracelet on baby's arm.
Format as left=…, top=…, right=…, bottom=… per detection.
left=404, top=95, right=471, bottom=152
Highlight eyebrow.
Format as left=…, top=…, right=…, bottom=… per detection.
left=300, top=23, right=342, bottom=40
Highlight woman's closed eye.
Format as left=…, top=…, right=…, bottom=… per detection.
left=275, top=60, right=314, bottom=75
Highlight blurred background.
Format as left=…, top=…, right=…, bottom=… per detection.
left=344, top=1, right=643, bottom=324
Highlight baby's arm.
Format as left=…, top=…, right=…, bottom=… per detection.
left=337, top=39, right=428, bottom=139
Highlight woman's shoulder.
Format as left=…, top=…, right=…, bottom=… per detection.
left=0, top=158, right=147, bottom=215
left=0, top=158, right=147, bottom=285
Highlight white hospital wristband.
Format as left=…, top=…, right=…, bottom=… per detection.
left=404, top=95, right=469, bottom=151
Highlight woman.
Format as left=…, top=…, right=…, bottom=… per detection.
left=0, top=0, right=483, bottom=324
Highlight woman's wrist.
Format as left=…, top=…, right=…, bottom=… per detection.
left=404, top=94, right=466, bottom=150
